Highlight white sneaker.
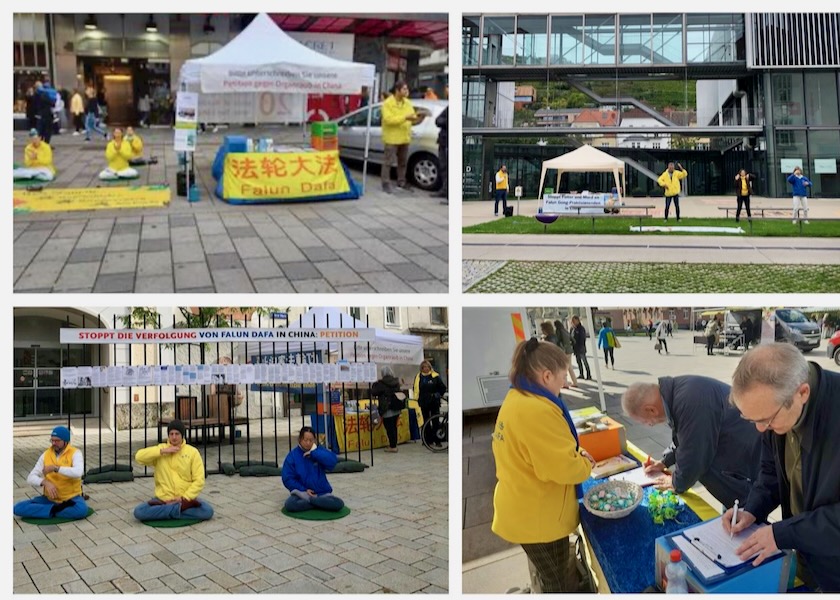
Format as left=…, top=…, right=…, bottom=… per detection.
left=212, top=126, right=220, bottom=133
left=792, top=220, right=798, bottom=224
left=804, top=220, right=810, bottom=224
left=72, top=131, right=80, bottom=136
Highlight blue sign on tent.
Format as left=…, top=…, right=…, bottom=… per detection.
left=271, top=312, right=288, bottom=320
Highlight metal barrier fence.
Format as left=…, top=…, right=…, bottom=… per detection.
left=61, top=310, right=381, bottom=478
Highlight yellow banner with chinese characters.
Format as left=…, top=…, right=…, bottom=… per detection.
left=333, top=410, right=411, bottom=453
left=222, top=150, right=350, bottom=199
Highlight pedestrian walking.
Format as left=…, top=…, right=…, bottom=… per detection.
left=705, top=314, right=722, bottom=356
left=597, top=319, right=619, bottom=369
left=69, top=89, right=84, bottom=135
left=655, top=320, right=668, bottom=354
left=657, top=162, right=687, bottom=222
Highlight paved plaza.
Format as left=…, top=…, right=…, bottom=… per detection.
left=462, top=328, right=839, bottom=593
left=13, top=128, right=449, bottom=293
left=13, top=422, right=448, bottom=594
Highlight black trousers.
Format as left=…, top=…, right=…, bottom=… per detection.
left=664, top=195, right=680, bottom=219
left=657, top=338, right=668, bottom=353
left=494, top=189, right=508, bottom=214
left=736, top=195, right=752, bottom=220
left=382, top=415, right=399, bottom=448
left=603, top=347, right=614, bottom=366
left=575, top=351, right=591, bottom=379
left=707, top=334, right=716, bottom=354
left=521, top=537, right=576, bottom=593
left=438, top=144, right=447, bottom=194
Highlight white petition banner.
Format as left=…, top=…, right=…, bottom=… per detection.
left=200, top=63, right=371, bottom=94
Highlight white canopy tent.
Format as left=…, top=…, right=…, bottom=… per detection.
left=245, top=307, right=424, bottom=437
left=538, top=144, right=627, bottom=204
left=178, top=12, right=378, bottom=191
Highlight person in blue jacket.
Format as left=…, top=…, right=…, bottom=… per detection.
left=786, top=167, right=812, bottom=225
left=597, top=319, right=618, bottom=369
left=281, top=426, right=345, bottom=512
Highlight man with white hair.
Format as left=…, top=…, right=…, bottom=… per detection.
left=723, top=342, right=840, bottom=592
left=622, top=375, right=760, bottom=507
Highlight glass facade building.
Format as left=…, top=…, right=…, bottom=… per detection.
left=462, top=13, right=840, bottom=198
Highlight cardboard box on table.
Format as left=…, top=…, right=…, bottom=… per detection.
left=577, top=416, right=627, bottom=462
left=654, top=521, right=793, bottom=593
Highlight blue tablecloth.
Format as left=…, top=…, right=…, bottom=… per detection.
left=580, top=459, right=702, bottom=593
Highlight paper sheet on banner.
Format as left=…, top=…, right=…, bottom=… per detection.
left=609, top=466, right=659, bottom=487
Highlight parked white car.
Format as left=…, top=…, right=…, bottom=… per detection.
left=334, top=99, right=446, bottom=191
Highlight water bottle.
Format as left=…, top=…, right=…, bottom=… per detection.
left=665, top=549, right=688, bottom=594
left=188, top=183, right=199, bottom=202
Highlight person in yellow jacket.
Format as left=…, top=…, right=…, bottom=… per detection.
left=414, top=360, right=447, bottom=448
left=492, top=338, right=596, bottom=592
left=13, top=129, right=56, bottom=182
left=124, top=126, right=146, bottom=166
left=14, top=426, right=90, bottom=520
left=133, top=420, right=214, bottom=521
left=656, top=162, right=687, bottom=222
left=380, top=80, right=424, bottom=194
left=494, top=164, right=509, bottom=216
left=99, top=127, right=139, bottom=180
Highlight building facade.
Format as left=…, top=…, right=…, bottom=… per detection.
left=14, top=13, right=447, bottom=127
left=463, top=13, right=840, bottom=198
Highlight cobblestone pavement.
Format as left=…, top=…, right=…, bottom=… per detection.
left=13, top=424, right=448, bottom=594
left=13, top=128, right=449, bottom=293
left=465, top=260, right=840, bottom=293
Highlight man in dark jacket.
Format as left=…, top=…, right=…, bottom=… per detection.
left=434, top=106, right=448, bottom=202
left=724, top=343, right=840, bottom=592
left=32, top=82, right=54, bottom=144
left=622, top=375, right=761, bottom=508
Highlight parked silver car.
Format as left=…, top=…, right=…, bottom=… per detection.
left=334, top=99, right=446, bottom=191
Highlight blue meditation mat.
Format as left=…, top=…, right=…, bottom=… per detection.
left=579, top=458, right=702, bottom=593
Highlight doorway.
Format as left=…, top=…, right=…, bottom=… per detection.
left=102, top=74, right=134, bottom=125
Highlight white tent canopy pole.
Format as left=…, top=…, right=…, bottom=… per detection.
left=361, top=76, right=379, bottom=194
left=586, top=307, right=606, bottom=413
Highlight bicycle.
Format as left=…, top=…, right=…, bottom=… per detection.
left=421, top=394, right=448, bottom=453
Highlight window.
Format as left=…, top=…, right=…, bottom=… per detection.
left=349, top=307, right=363, bottom=321
left=550, top=16, right=584, bottom=65
left=463, top=16, right=481, bottom=66
left=652, top=142, right=661, bottom=149
left=430, top=307, right=447, bottom=325
left=516, top=15, right=548, bottom=66
left=772, top=73, right=805, bottom=126
left=652, top=14, right=683, bottom=64
left=620, top=14, right=651, bottom=64
left=804, top=72, right=839, bottom=126
left=340, top=106, right=381, bottom=128
left=385, top=307, right=400, bottom=327
left=482, top=16, right=516, bottom=65
left=583, top=15, right=616, bottom=65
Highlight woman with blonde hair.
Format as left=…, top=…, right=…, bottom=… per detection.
left=492, top=338, right=595, bottom=592
left=414, top=360, right=447, bottom=448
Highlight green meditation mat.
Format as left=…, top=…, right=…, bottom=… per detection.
left=141, top=518, right=203, bottom=528
left=281, top=506, right=351, bottom=521
left=21, top=507, right=95, bottom=525
left=13, top=178, right=51, bottom=188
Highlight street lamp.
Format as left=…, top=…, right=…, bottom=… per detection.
left=145, top=15, right=158, bottom=33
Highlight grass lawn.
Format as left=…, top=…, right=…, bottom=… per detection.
left=463, top=216, right=840, bottom=237
left=467, top=261, right=840, bottom=293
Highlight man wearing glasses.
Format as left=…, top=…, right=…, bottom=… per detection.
left=621, top=375, right=761, bottom=508
left=14, top=426, right=90, bottom=520
left=724, top=342, right=840, bottom=592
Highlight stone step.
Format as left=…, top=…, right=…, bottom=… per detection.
left=13, top=420, right=68, bottom=438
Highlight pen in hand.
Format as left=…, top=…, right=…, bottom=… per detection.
left=730, top=499, right=739, bottom=540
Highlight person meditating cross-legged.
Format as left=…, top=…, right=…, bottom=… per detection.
left=281, top=426, right=345, bottom=513
left=13, top=129, right=56, bottom=182
left=14, top=426, right=90, bottom=520
left=125, top=127, right=148, bottom=166
left=133, top=420, right=214, bottom=522
left=99, top=127, right=139, bottom=180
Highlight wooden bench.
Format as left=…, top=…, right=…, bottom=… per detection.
left=159, top=393, right=248, bottom=444
left=717, top=206, right=792, bottom=219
